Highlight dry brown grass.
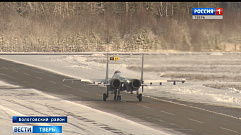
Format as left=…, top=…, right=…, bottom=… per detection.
left=0, top=2, right=240, bottom=52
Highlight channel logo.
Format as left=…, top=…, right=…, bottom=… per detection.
left=13, top=126, right=62, bottom=133
left=13, top=126, right=32, bottom=133
left=192, top=8, right=223, bottom=19
left=192, top=8, right=223, bottom=15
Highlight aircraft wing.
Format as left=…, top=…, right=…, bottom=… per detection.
left=142, top=78, right=185, bottom=86
left=63, top=78, right=82, bottom=84
left=88, top=79, right=106, bottom=84
left=63, top=78, right=104, bottom=85
left=167, top=79, right=185, bottom=85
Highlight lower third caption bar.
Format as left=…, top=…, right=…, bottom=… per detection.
left=13, top=126, right=62, bottom=133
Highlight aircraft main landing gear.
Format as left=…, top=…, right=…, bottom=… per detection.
left=137, top=94, right=142, bottom=102
left=114, top=91, right=117, bottom=101
left=103, top=93, right=108, bottom=101
left=103, top=87, right=109, bottom=101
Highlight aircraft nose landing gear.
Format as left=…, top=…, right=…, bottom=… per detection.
left=117, top=95, right=121, bottom=101
left=114, top=89, right=121, bottom=101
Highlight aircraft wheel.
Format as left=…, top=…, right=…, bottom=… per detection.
left=138, top=94, right=142, bottom=102
left=103, top=93, right=107, bottom=101
left=114, top=91, right=117, bottom=101
left=117, top=96, right=121, bottom=101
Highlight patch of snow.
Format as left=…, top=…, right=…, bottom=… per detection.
left=210, top=52, right=223, bottom=56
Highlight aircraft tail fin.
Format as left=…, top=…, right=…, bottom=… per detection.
left=105, top=53, right=109, bottom=84
left=141, top=53, right=144, bottom=84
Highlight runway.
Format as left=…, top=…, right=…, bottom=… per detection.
left=0, top=58, right=240, bottom=135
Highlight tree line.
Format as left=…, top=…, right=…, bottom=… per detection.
left=0, top=2, right=240, bottom=52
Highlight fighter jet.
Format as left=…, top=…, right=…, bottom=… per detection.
left=101, top=54, right=146, bottom=101
left=103, top=70, right=143, bottom=101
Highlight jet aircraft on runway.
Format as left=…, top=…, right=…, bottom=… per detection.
left=100, top=54, right=148, bottom=101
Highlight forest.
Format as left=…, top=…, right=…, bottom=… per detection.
left=0, top=2, right=240, bottom=52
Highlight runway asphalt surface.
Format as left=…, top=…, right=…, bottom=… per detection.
left=0, top=58, right=240, bottom=135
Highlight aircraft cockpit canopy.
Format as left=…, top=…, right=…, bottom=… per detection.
left=114, top=70, right=121, bottom=74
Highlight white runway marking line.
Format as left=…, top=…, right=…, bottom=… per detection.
left=169, top=123, right=178, bottom=126
left=160, top=111, right=175, bottom=116
left=64, top=85, right=71, bottom=88
left=147, top=117, right=166, bottom=123
left=24, top=73, right=30, bottom=76
left=49, top=81, right=56, bottom=84
left=96, top=94, right=102, bottom=97
left=35, top=77, right=42, bottom=80
left=137, top=104, right=149, bottom=109
left=81, top=90, right=87, bottom=93
left=220, top=127, right=238, bottom=133
left=188, top=118, right=204, bottom=124
left=12, top=69, right=18, bottom=72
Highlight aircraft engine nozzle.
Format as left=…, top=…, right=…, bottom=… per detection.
left=130, top=79, right=141, bottom=89
left=111, top=79, right=121, bottom=89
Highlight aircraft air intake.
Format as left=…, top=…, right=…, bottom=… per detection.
left=131, top=79, right=141, bottom=89
left=111, top=79, right=121, bottom=89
